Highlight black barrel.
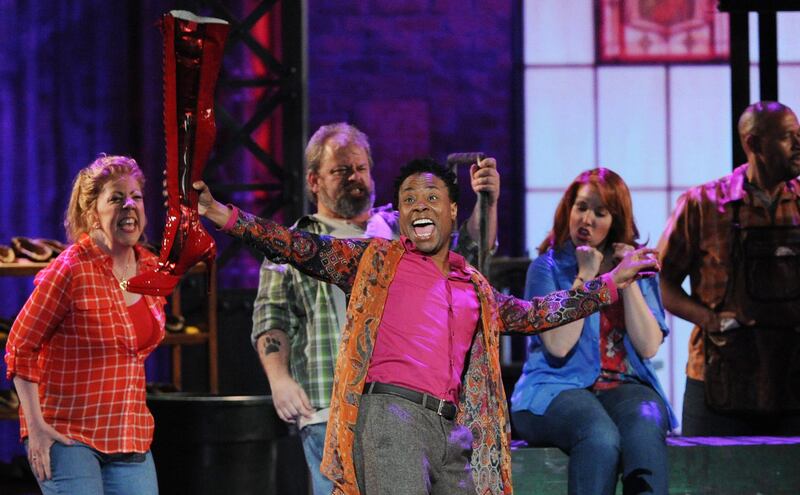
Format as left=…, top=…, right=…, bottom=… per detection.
left=147, top=394, right=295, bottom=494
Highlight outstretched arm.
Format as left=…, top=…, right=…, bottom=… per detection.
left=195, top=180, right=367, bottom=290
left=497, top=276, right=614, bottom=334
left=498, top=247, right=660, bottom=334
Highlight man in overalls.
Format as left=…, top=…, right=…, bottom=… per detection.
left=658, top=101, right=800, bottom=435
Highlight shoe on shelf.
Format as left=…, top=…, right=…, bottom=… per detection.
left=35, top=238, right=67, bottom=258
left=165, top=314, right=186, bottom=333
left=0, top=245, right=15, bottom=263
left=11, top=237, right=52, bottom=262
left=0, top=389, right=19, bottom=411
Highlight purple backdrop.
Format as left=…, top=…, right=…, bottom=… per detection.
left=307, top=0, right=520, bottom=247
left=0, top=0, right=519, bottom=462
left=0, top=0, right=171, bottom=463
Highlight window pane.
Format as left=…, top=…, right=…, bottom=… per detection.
left=524, top=0, right=594, bottom=64
left=598, top=67, right=667, bottom=187
left=779, top=66, right=800, bottom=111
left=631, top=191, right=668, bottom=248
left=667, top=190, right=688, bottom=220
left=669, top=66, right=732, bottom=188
left=749, top=12, right=759, bottom=63
left=525, top=68, right=595, bottom=189
left=750, top=12, right=800, bottom=63
left=778, top=13, right=800, bottom=63
left=524, top=191, right=563, bottom=258
left=750, top=65, right=760, bottom=108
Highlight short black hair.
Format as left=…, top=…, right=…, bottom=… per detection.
left=393, top=158, right=459, bottom=207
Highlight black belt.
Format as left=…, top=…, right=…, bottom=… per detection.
left=363, top=382, right=457, bottom=420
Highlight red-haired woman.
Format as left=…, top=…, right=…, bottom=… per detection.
left=511, top=168, right=677, bottom=495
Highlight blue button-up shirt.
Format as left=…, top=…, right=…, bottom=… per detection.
left=510, top=241, right=678, bottom=429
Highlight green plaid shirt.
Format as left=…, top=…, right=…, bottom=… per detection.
left=251, top=206, right=480, bottom=409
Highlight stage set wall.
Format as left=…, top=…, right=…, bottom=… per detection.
left=2, top=0, right=799, bottom=486
left=0, top=0, right=519, bottom=465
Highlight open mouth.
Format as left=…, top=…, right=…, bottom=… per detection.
left=412, top=218, right=435, bottom=240
left=344, top=182, right=367, bottom=197
left=118, top=217, right=138, bottom=233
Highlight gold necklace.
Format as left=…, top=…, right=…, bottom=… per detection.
left=113, top=250, right=135, bottom=291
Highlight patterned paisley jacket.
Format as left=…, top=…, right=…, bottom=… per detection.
left=319, top=241, right=617, bottom=494
left=226, top=209, right=616, bottom=495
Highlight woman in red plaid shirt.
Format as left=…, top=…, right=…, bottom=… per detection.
left=5, top=155, right=165, bottom=495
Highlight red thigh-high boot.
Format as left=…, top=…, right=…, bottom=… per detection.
left=125, top=11, right=229, bottom=296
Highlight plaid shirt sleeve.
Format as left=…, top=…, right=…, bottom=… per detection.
left=5, top=257, right=72, bottom=382
left=251, top=259, right=297, bottom=345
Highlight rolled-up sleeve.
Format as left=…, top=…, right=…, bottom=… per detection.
left=657, top=191, right=698, bottom=283
left=5, top=261, right=71, bottom=382
left=251, top=258, right=295, bottom=346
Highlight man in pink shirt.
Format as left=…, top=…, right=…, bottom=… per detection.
left=196, top=158, right=660, bottom=494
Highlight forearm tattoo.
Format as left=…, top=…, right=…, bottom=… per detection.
left=261, top=336, right=282, bottom=356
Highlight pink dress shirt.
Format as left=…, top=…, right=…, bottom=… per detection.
left=365, top=237, right=479, bottom=403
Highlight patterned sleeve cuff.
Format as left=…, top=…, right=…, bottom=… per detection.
left=219, top=204, right=240, bottom=232
left=600, top=273, right=619, bottom=303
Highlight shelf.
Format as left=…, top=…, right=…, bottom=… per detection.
left=0, top=409, right=18, bottom=421
left=0, top=261, right=49, bottom=276
left=168, top=263, right=218, bottom=393
left=163, top=332, right=210, bottom=345
left=0, top=389, right=19, bottom=420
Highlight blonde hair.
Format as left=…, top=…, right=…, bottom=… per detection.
left=64, top=155, right=145, bottom=242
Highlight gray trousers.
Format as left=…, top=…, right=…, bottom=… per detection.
left=353, top=393, right=476, bottom=495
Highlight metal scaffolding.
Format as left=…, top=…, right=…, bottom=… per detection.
left=180, top=0, right=307, bottom=277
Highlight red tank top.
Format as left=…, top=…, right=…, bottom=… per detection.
left=127, top=297, right=158, bottom=350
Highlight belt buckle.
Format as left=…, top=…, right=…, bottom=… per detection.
left=436, top=400, right=445, bottom=416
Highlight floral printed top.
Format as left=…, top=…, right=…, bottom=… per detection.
left=223, top=207, right=619, bottom=495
